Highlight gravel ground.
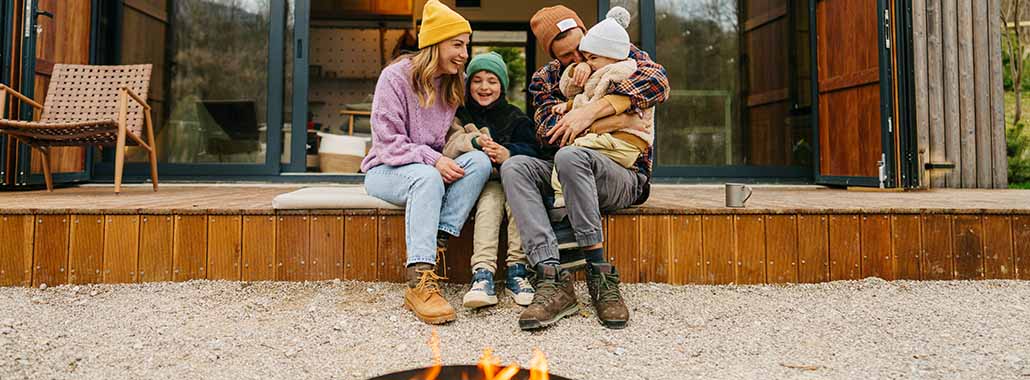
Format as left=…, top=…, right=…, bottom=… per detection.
left=1, top=279, right=1029, bottom=380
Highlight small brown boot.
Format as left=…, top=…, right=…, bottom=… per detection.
left=404, top=263, right=456, bottom=325
left=518, top=264, right=579, bottom=330
left=586, top=262, right=629, bottom=329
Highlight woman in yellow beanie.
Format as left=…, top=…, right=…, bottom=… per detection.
left=362, top=0, right=488, bottom=325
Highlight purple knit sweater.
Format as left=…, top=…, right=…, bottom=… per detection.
left=360, top=59, right=457, bottom=172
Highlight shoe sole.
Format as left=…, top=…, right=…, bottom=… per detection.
left=462, top=294, right=498, bottom=309
left=505, top=289, right=533, bottom=307
left=600, top=318, right=628, bottom=329
left=519, top=303, right=580, bottom=331
left=403, top=298, right=456, bottom=325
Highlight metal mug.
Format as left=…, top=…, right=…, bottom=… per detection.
left=725, top=183, right=753, bottom=208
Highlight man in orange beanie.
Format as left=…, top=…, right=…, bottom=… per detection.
left=501, top=5, right=671, bottom=331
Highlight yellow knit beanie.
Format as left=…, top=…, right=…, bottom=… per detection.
left=418, top=0, right=472, bottom=49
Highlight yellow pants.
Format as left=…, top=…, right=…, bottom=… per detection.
left=551, top=133, right=641, bottom=206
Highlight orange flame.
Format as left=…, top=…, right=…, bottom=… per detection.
left=422, top=328, right=442, bottom=380
left=422, top=333, right=551, bottom=380
left=529, top=349, right=549, bottom=380
left=478, top=348, right=500, bottom=379
left=494, top=363, right=521, bottom=380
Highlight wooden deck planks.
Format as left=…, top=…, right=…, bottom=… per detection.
left=68, top=215, right=104, bottom=284
left=173, top=215, right=208, bottom=281
left=309, top=214, right=344, bottom=281
left=139, top=215, right=174, bottom=282
left=703, top=215, right=736, bottom=284
left=0, top=216, right=35, bottom=287
left=922, top=214, right=955, bottom=280
left=952, top=215, right=985, bottom=280
left=797, top=215, right=830, bottom=283
left=1014, top=216, right=1030, bottom=280
left=734, top=215, right=767, bottom=284
left=276, top=215, right=309, bottom=282
left=103, top=215, right=140, bottom=284
left=344, top=214, right=378, bottom=281
left=860, top=215, right=894, bottom=280
left=207, top=215, right=243, bottom=281
left=378, top=215, right=406, bottom=283
left=891, top=215, right=923, bottom=280
left=765, top=215, right=799, bottom=283
left=670, top=215, right=704, bottom=285
left=242, top=216, right=277, bottom=281
left=33, top=215, right=69, bottom=287
left=982, top=216, right=1013, bottom=279
left=829, top=215, right=862, bottom=281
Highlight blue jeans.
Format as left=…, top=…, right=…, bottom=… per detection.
left=364, top=151, right=492, bottom=266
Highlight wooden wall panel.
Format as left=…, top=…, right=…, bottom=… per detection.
left=703, top=215, right=735, bottom=284
left=0, top=215, right=35, bottom=287
left=942, top=0, right=961, bottom=186
left=952, top=215, right=984, bottom=280
left=765, top=215, right=798, bottom=283
left=309, top=214, right=344, bottom=281
left=971, top=0, right=991, bottom=188
left=891, top=215, right=923, bottom=280
left=639, top=215, right=672, bottom=283
left=378, top=215, right=406, bottom=283
left=276, top=215, right=309, bottom=281
left=1013, top=216, right=1030, bottom=280
left=922, top=215, right=954, bottom=280
left=442, top=222, right=474, bottom=284
left=925, top=0, right=947, bottom=188
left=344, top=214, right=378, bottom=281
left=139, top=215, right=173, bottom=282
left=734, top=215, right=767, bottom=284
left=609, top=215, right=641, bottom=283
left=797, top=215, right=829, bottom=283
left=957, top=0, right=976, bottom=188
left=828, top=215, right=861, bottom=280
left=860, top=215, right=893, bottom=280
left=173, top=215, right=207, bottom=281
left=207, top=215, right=242, bottom=281
left=68, top=215, right=104, bottom=284
left=982, top=216, right=1013, bottom=279
left=103, top=215, right=140, bottom=283
left=670, top=215, right=703, bottom=285
left=33, top=215, right=69, bottom=287
left=242, top=216, right=276, bottom=281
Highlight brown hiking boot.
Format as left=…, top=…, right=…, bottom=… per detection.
left=518, top=264, right=579, bottom=330
left=404, top=263, right=456, bottom=325
left=586, top=262, right=629, bottom=329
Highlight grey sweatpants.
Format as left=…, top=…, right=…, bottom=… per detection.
left=500, top=146, right=646, bottom=266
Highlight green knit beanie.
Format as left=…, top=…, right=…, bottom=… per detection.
left=465, top=52, right=509, bottom=91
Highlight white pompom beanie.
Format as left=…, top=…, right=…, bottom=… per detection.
left=579, top=7, right=632, bottom=60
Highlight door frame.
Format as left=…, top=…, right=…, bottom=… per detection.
left=810, top=0, right=899, bottom=188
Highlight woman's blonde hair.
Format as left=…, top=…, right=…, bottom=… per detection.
left=400, top=44, right=465, bottom=109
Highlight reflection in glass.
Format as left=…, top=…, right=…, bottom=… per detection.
left=121, top=0, right=271, bottom=164
left=654, top=0, right=813, bottom=168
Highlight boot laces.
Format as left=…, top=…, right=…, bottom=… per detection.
left=415, top=269, right=447, bottom=296
left=597, top=271, right=623, bottom=303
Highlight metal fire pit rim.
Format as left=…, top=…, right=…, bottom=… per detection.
left=366, top=364, right=574, bottom=380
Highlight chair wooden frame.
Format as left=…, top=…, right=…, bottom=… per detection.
left=0, top=64, right=157, bottom=193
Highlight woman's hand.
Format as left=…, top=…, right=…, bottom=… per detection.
left=435, top=156, right=465, bottom=184
left=482, top=142, right=511, bottom=164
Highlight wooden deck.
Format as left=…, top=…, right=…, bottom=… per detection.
left=1, top=185, right=1029, bottom=287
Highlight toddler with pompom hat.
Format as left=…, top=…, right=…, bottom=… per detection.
left=549, top=6, right=656, bottom=208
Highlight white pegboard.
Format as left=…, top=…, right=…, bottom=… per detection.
left=310, top=79, right=376, bottom=135
left=310, top=28, right=382, bottom=79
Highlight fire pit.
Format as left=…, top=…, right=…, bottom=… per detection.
left=367, top=365, right=573, bottom=380
left=368, top=331, right=572, bottom=380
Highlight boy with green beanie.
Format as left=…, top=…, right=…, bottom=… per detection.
left=442, top=52, right=541, bottom=309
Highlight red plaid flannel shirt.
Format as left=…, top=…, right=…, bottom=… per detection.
left=528, top=45, right=670, bottom=179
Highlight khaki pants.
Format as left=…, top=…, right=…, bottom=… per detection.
left=472, top=180, right=527, bottom=272
left=552, top=133, right=641, bottom=201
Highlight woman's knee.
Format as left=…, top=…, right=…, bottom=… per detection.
left=408, top=164, right=445, bottom=195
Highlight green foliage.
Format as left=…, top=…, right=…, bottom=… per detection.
left=1008, top=121, right=1030, bottom=184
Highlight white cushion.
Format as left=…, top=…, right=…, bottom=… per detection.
left=272, top=187, right=402, bottom=210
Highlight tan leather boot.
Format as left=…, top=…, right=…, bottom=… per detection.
left=404, top=263, right=456, bottom=325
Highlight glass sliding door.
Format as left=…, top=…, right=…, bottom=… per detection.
left=287, top=0, right=415, bottom=175
left=642, top=0, right=814, bottom=179
left=93, top=0, right=288, bottom=179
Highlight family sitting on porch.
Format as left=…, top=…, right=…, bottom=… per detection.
left=361, top=0, right=670, bottom=330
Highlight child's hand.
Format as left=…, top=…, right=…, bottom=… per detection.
left=552, top=103, right=568, bottom=115
left=573, top=63, right=592, bottom=87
